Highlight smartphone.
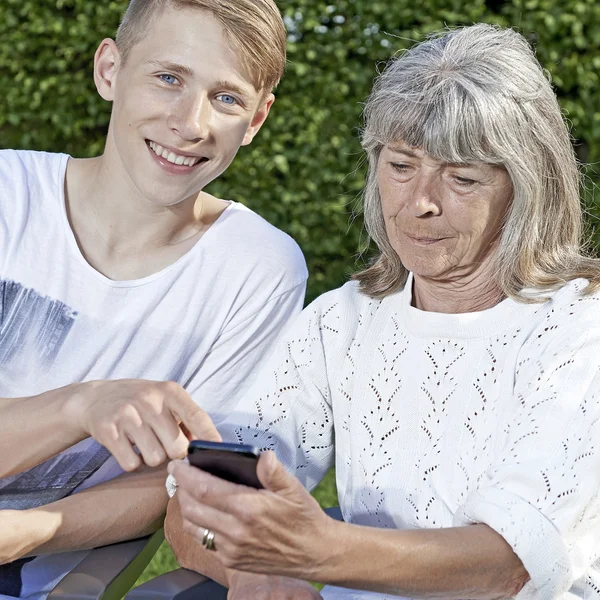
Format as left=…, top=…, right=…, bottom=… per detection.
left=187, top=440, right=263, bottom=489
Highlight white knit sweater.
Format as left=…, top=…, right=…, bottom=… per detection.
left=222, top=275, right=600, bottom=599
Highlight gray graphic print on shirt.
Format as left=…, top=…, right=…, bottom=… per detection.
left=0, top=279, right=110, bottom=510
left=0, top=279, right=78, bottom=364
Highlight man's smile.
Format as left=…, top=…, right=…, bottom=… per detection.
left=147, top=140, right=208, bottom=168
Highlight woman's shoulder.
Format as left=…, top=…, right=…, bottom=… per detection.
left=294, top=281, right=392, bottom=347
left=545, top=278, right=600, bottom=321
left=520, top=278, right=600, bottom=355
left=307, top=280, right=385, bottom=318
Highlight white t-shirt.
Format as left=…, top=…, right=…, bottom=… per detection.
left=222, top=275, right=600, bottom=599
left=0, top=149, right=308, bottom=599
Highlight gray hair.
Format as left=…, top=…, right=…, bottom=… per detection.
left=354, top=23, right=600, bottom=301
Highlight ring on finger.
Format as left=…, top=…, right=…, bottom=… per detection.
left=201, top=528, right=216, bottom=551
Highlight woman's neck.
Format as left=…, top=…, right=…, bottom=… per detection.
left=412, top=267, right=505, bottom=314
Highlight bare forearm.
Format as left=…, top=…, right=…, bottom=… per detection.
left=0, top=385, right=85, bottom=478
left=165, top=495, right=231, bottom=586
left=20, top=466, right=168, bottom=558
left=316, top=521, right=529, bottom=599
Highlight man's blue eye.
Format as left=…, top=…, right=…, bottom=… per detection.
left=159, top=74, right=177, bottom=85
left=217, top=94, right=236, bottom=105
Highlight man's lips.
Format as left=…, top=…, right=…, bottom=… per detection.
left=147, top=140, right=208, bottom=168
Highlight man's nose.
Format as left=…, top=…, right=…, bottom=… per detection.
left=409, top=172, right=441, bottom=217
left=170, top=93, right=211, bottom=143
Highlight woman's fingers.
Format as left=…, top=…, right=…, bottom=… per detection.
left=178, top=487, right=237, bottom=537
left=169, top=461, right=249, bottom=510
left=171, top=459, right=330, bottom=577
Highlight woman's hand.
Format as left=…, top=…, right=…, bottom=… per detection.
left=228, top=572, right=323, bottom=600
left=169, top=451, right=338, bottom=580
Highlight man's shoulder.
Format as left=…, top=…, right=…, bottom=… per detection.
left=0, top=149, right=66, bottom=180
left=211, top=201, right=308, bottom=285
left=0, top=150, right=68, bottom=234
left=0, top=149, right=68, bottom=202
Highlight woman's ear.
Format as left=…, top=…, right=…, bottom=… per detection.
left=94, top=38, right=121, bottom=102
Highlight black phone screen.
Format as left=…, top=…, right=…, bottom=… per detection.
left=187, top=441, right=263, bottom=489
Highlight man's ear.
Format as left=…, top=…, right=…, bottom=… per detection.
left=94, top=38, right=121, bottom=102
left=241, top=93, right=275, bottom=146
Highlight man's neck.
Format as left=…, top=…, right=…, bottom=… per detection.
left=67, top=154, right=201, bottom=247
left=412, top=262, right=505, bottom=314
left=64, top=155, right=225, bottom=280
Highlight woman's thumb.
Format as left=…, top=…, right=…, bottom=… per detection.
left=257, top=450, right=296, bottom=493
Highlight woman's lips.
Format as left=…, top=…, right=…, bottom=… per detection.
left=406, top=234, right=448, bottom=245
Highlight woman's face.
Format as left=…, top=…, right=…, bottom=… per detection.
left=377, top=141, right=513, bottom=281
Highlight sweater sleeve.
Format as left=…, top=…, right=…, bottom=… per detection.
left=454, top=321, right=600, bottom=599
left=218, top=291, right=340, bottom=492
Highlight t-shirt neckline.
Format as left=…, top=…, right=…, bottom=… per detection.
left=57, top=154, right=235, bottom=288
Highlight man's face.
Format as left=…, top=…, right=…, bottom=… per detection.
left=377, top=141, right=513, bottom=283
left=96, top=7, right=272, bottom=207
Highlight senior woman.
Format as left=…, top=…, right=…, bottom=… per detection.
left=167, top=23, right=600, bottom=600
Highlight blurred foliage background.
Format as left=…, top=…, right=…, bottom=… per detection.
left=1, top=0, right=599, bottom=586
left=1, top=0, right=599, bottom=303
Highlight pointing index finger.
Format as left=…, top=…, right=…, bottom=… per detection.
left=167, top=388, right=222, bottom=442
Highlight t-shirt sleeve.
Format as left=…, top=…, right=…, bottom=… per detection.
left=216, top=293, right=338, bottom=492
left=453, top=323, right=600, bottom=599
left=186, top=280, right=306, bottom=417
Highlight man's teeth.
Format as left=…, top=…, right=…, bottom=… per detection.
left=148, top=141, right=202, bottom=167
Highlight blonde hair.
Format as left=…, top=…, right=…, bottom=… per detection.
left=354, top=23, right=600, bottom=302
left=115, top=0, right=286, bottom=91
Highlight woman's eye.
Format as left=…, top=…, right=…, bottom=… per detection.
left=454, top=176, right=476, bottom=186
left=159, top=74, right=178, bottom=85
left=216, top=94, right=237, bottom=106
left=391, top=163, right=410, bottom=172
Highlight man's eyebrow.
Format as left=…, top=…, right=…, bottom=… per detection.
left=214, top=80, right=254, bottom=100
left=146, top=60, right=194, bottom=78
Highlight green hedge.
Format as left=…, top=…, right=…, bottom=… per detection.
left=1, top=0, right=599, bottom=301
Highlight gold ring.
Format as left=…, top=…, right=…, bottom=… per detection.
left=201, top=529, right=210, bottom=546
left=201, top=528, right=216, bottom=551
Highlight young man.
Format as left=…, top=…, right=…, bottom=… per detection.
left=0, top=0, right=308, bottom=597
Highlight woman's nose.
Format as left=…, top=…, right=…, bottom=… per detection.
left=409, top=172, right=441, bottom=217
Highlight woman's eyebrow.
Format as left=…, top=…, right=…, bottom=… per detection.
left=387, top=146, right=476, bottom=168
left=387, top=144, right=420, bottom=158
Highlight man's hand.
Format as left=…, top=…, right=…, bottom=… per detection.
left=228, top=572, right=323, bottom=600
left=66, top=379, right=221, bottom=471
